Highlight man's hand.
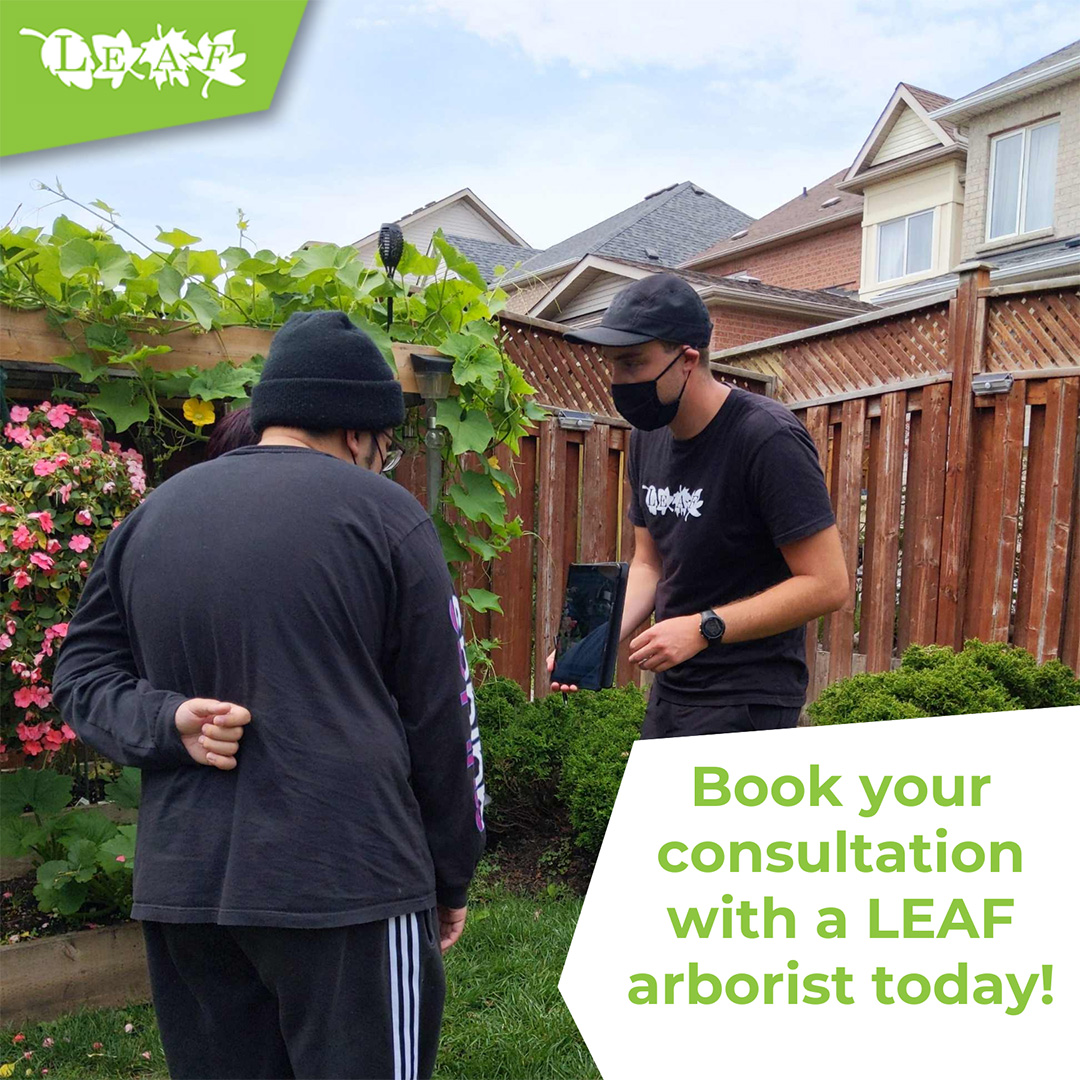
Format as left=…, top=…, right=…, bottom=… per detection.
left=628, top=614, right=706, bottom=673
left=546, top=650, right=578, bottom=694
left=437, top=904, right=467, bottom=954
left=175, top=698, right=251, bottom=770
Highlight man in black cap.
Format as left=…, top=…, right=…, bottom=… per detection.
left=54, top=311, right=485, bottom=1080
left=553, top=273, right=848, bottom=738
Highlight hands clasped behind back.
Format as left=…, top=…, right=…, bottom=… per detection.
left=175, top=698, right=251, bottom=770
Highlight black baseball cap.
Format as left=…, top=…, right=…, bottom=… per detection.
left=563, top=272, right=713, bottom=349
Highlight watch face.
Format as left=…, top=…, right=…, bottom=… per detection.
left=702, top=613, right=724, bottom=640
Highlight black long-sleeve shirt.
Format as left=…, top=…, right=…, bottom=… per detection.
left=53, top=445, right=485, bottom=927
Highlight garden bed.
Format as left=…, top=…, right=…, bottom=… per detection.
left=0, top=921, right=150, bottom=1028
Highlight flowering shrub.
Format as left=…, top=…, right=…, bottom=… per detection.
left=1, top=401, right=146, bottom=763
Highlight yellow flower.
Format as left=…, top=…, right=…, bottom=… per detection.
left=183, top=398, right=215, bottom=428
left=1, top=1062, right=15, bottom=1078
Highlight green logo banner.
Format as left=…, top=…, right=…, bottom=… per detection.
left=0, top=1, right=307, bottom=156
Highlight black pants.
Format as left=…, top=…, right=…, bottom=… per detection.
left=640, top=697, right=802, bottom=739
left=142, top=910, right=445, bottom=1080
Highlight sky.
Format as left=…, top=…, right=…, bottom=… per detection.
left=2, top=0, right=1079, bottom=258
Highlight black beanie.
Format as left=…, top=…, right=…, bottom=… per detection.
left=250, top=311, right=406, bottom=435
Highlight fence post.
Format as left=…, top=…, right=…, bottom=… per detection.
left=936, top=261, right=994, bottom=649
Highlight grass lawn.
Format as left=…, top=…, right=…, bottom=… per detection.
left=0, top=882, right=598, bottom=1080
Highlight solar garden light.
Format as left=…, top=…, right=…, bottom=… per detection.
left=378, top=223, right=404, bottom=331
left=411, top=352, right=455, bottom=515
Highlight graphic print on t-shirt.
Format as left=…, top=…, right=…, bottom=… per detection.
left=641, top=484, right=705, bottom=521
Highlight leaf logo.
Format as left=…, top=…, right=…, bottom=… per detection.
left=19, top=24, right=247, bottom=95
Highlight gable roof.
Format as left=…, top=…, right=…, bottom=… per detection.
left=530, top=254, right=873, bottom=324
left=442, top=235, right=541, bottom=283
left=505, top=181, right=753, bottom=283
left=350, top=187, right=529, bottom=248
left=840, top=83, right=962, bottom=192
left=682, top=170, right=863, bottom=269
left=929, top=40, right=1080, bottom=125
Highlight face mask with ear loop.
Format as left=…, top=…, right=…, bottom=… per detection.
left=610, top=346, right=691, bottom=431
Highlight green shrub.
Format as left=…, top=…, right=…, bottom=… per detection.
left=476, top=678, right=646, bottom=856
left=809, top=639, right=1080, bottom=726
left=559, top=685, right=646, bottom=855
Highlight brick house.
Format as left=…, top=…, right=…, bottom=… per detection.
left=526, top=254, right=871, bottom=359
left=679, top=170, right=864, bottom=293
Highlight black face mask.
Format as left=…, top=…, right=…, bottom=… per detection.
left=611, top=347, right=691, bottom=431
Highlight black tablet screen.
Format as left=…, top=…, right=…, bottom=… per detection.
left=553, top=564, right=624, bottom=688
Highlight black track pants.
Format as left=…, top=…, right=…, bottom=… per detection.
left=142, top=909, right=445, bottom=1080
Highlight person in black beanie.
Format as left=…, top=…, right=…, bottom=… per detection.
left=54, top=310, right=485, bottom=1080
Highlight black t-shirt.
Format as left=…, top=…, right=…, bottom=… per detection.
left=627, top=387, right=835, bottom=706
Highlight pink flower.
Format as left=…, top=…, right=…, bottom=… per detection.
left=14, top=688, right=34, bottom=709
left=41, top=1038, right=53, bottom=1049
left=32, top=459, right=58, bottom=477
left=22, top=1050, right=32, bottom=1059
left=115, top=855, right=126, bottom=863
left=102, top=481, right=116, bottom=494
left=107, top=441, right=121, bottom=453
left=10, top=659, right=28, bottom=678
left=47, top=404, right=77, bottom=429
left=75, top=509, right=92, bottom=525
left=57, top=483, right=74, bottom=504
left=68, top=534, right=92, bottom=553
left=12, top=1033, right=25, bottom=1043
left=48, top=622, right=69, bottom=639
left=30, top=425, right=46, bottom=440
left=6, top=619, right=16, bottom=635
left=12, top=524, right=34, bottom=551
left=92, top=1043, right=103, bottom=1050
left=0, top=634, right=10, bottom=651
left=10, top=600, right=21, bottom=611
left=42, top=729, right=63, bottom=751
left=89, top=436, right=103, bottom=451
left=0, top=540, right=5, bottom=554
left=78, top=561, right=88, bottom=571
left=21, top=740, right=41, bottom=756
left=141, top=1052, right=152, bottom=1061
left=46, top=539, right=61, bottom=555
left=53, top=453, right=70, bottom=468
left=61, top=724, right=77, bottom=741
left=28, top=511, right=54, bottom=533
left=13, top=569, right=31, bottom=589
left=2, top=891, right=10, bottom=899
left=9, top=406, right=30, bottom=423
left=32, top=687, right=52, bottom=708
left=111, top=521, right=121, bottom=530
left=4, top=424, right=32, bottom=448
left=29, top=553, right=54, bottom=572
left=0, top=503, right=18, bottom=513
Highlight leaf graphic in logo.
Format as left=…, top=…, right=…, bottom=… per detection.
left=189, top=30, right=246, bottom=98
left=91, top=30, right=145, bottom=89
left=139, top=25, right=198, bottom=88
left=20, top=27, right=94, bottom=89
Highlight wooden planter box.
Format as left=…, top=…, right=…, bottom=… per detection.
left=0, top=306, right=446, bottom=396
left=1, top=921, right=150, bottom=1026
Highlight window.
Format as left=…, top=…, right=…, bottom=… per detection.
left=876, top=209, right=934, bottom=283
left=988, top=119, right=1059, bottom=241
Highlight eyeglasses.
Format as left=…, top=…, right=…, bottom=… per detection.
left=380, top=437, right=404, bottom=475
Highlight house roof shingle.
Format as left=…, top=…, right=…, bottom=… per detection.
left=506, top=182, right=753, bottom=282
left=442, top=235, right=540, bottom=283
left=901, top=84, right=958, bottom=139
left=958, top=39, right=1080, bottom=100
left=683, top=170, right=863, bottom=267
left=584, top=256, right=875, bottom=315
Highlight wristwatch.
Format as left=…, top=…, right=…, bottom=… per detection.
left=699, top=609, right=726, bottom=645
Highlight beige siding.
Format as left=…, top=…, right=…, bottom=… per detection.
left=860, top=160, right=966, bottom=301
left=872, top=106, right=940, bottom=165
left=960, top=82, right=1080, bottom=259
left=354, top=202, right=512, bottom=270
left=544, top=273, right=638, bottom=322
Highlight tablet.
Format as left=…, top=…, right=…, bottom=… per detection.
left=551, top=562, right=629, bottom=691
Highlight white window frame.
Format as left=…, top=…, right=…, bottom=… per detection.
left=986, top=117, right=1060, bottom=243
left=876, top=208, right=935, bottom=284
